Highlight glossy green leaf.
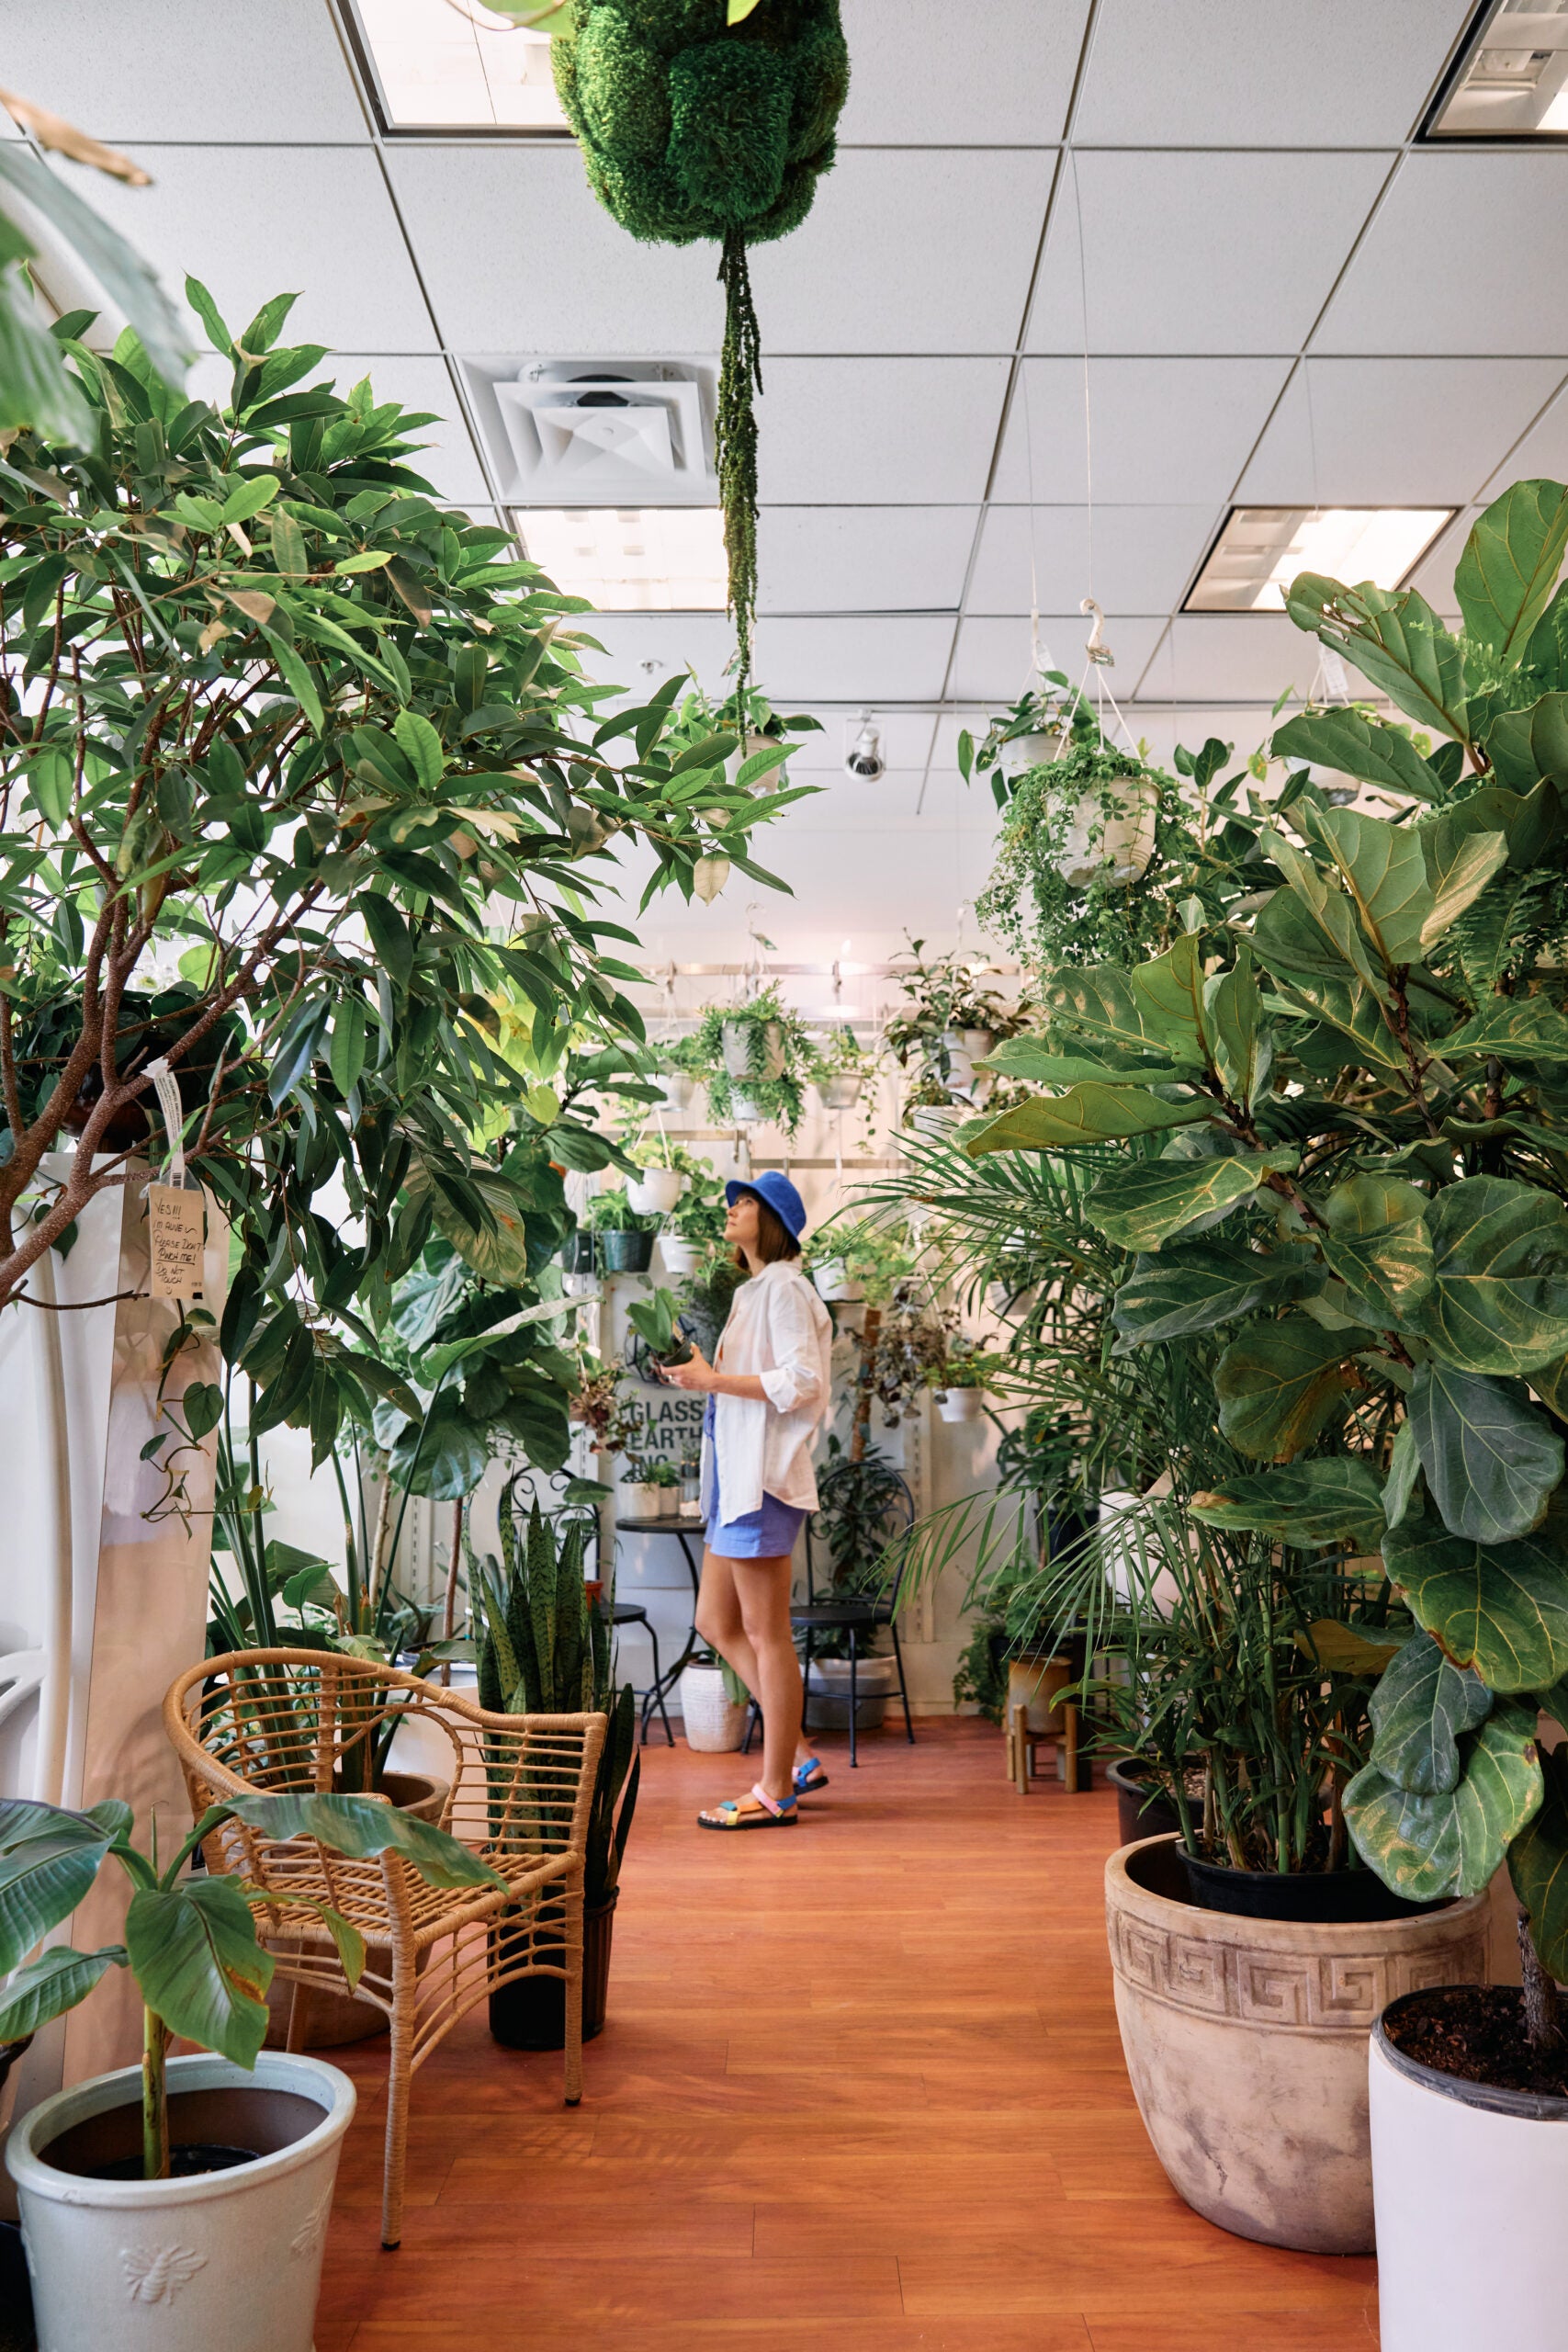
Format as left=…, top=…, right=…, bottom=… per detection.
left=1261, top=829, right=1387, bottom=992
left=0, top=1944, right=127, bottom=2043
left=1190, top=1457, right=1386, bottom=1546
left=1110, top=1238, right=1306, bottom=1349
left=389, top=1390, right=491, bottom=1501
left=1409, top=1361, right=1565, bottom=1544
left=1284, top=575, right=1471, bottom=747
left=1368, top=1631, right=1495, bottom=1796
left=1271, top=709, right=1444, bottom=802
left=1213, top=1316, right=1370, bottom=1462
left=329, top=997, right=367, bottom=1096
left=1457, top=481, right=1568, bottom=660
left=1410, top=1176, right=1568, bottom=1376
left=1508, top=1739, right=1568, bottom=1981
left=1038, top=933, right=1207, bottom=1066
left=1204, top=943, right=1270, bottom=1110
left=1383, top=1416, right=1423, bottom=1530
left=125, top=1877, right=273, bottom=2067
left=1418, top=826, right=1510, bottom=949
left=0, top=1800, right=119, bottom=1973
left=1085, top=1151, right=1286, bottom=1253
left=0, top=144, right=187, bottom=393
left=963, top=1083, right=1213, bottom=1156
left=1483, top=691, right=1568, bottom=795
left=1302, top=1621, right=1405, bottom=1676
left=1384, top=1508, right=1568, bottom=1691
left=1307, top=805, right=1433, bottom=968
left=979, top=1038, right=1188, bottom=1086
left=1442, top=997, right=1568, bottom=1064
left=1321, top=1172, right=1435, bottom=1321
left=1268, top=967, right=1408, bottom=1071
left=1345, top=1703, right=1542, bottom=1900
left=216, top=1791, right=503, bottom=1890
left=392, top=709, right=446, bottom=791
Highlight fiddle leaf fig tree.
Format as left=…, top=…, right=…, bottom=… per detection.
left=964, top=477, right=1568, bottom=2043
left=0, top=283, right=792, bottom=1351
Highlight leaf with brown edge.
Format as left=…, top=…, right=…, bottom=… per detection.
left=1214, top=1316, right=1371, bottom=1462
left=1384, top=1507, right=1568, bottom=1693
left=1345, top=1703, right=1542, bottom=1901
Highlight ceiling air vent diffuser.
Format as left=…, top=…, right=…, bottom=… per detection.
left=460, top=357, right=717, bottom=506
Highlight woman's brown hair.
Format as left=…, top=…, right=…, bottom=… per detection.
left=732, top=1189, right=800, bottom=1268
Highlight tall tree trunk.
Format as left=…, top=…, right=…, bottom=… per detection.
left=850, top=1307, right=881, bottom=1465
left=1520, top=1912, right=1561, bottom=2050
left=439, top=1498, right=464, bottom=1688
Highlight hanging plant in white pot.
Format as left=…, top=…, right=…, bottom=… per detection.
left=806, top=1022, right=875, bottom=1113
left=694, top=984, right=809, bottom=1138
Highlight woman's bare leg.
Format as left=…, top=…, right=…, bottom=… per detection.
left=731, top=1555, right=803, bottom=1804
left=694, top=1547, right=762, bottom=1692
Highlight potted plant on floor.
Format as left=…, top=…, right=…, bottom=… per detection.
left=798, top=1439, right=910, bottom=1730
left=678, top=1649, right=750, bottom=1752
left=474, top=1489, right=638, bottom=2049
left=0, top=1790, right=497, bottom=2352
left=694, top=983, right=812, bottom=1136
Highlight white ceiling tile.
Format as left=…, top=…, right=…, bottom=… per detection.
left=752, top=149, right=1051, bottom=354
left=389, top=144, right=724, bottom=355
left=953, top=615, right=1164, bottom=700
left=992, top=358, right=1292, bottom=503
left=836, top=0, right=1089, bottom=143
left=72, top=146, right=435, bottom=353
left=755, top=616, right=957, bottom=703
left=779, top=713, right=942, bottom=773
left=1073, top=0, right=1469, bottom=146
left=758, top=358, right=1010, bottom=503
left=1237, top=358, right=1565, bottom=505
left=1477, top=381, right=1568, bottom=494
left=969, top=504, right=1220, bottom=615
left=1316, top=153, right=1568, bottom=356
left=760, top=772, right=998, bottom=835
left=1119, top=707, right=1280, bottom=769
left=1404, top=506, right=1477, bottom=618
left=1154, top=616, right=1326, bottom=703
left=758, top=507, right=976, bottom=615
left=329, top=355, right=491, bottom=505
left=8, top=0, right=368, bottom=141
left=1027, top=151, right=1390, bottom=356
left=574, top=616, right=738, bottom=702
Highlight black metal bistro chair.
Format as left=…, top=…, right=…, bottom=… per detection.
left=744, top=1470, right=918, bottom=1768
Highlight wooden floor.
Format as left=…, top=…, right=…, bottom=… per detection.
left=317, top=1717, right=1378, bottom=2351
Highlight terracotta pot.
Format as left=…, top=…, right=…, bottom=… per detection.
left=1104, top=1833, right=1490, bottom=2254
left=264, top=1771, right=446, bottom=2050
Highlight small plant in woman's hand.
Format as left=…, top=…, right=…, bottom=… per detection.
left=625, top=1285, right=694, bottom=1366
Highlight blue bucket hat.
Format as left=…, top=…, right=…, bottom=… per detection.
left=726, top=1171, right=807, bottom=1239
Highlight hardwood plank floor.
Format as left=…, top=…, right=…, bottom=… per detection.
left=316, top=1715, right=1378, bottom=2350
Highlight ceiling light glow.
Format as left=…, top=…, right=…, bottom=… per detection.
left=1184, top=506, right=1455, bottom=615
left=1427, top=0, right=1568, bottom=137
left=348, top=0, right=570, bottom=131
left=512, top=507, right=728, bottom=610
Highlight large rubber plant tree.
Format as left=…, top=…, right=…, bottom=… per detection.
left=518, top=0, right=849, bottom=694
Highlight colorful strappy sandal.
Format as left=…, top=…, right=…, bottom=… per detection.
left=698, top=1783, right=800, bottom=1831
left=793, top=1758, right=829, bottom=1795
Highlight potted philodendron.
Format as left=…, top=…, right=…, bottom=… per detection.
left=959, top=477, right=1568, bottom=2275
left=694, top=983, right=810, bottom=1136
left=475, top=1491, right=638, bottom=2049
left=583, top=1184, right=659, bottom=1273
left=625, top=1283, right=695, bottom=1385
left=0, top=1792, right=496, bottom=2352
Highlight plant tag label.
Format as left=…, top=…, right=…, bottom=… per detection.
left=148, top=1183, right=205, bottom=1299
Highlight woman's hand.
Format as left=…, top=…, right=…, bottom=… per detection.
left=660, top=1343, right=716, bottom=1393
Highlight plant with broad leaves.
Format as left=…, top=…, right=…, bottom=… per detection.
left=961, top=476, right=1568, bottom=2044
left=624, top=1283, right=693, bottom=1366
left=0, top=1790, right=500, bottom=2179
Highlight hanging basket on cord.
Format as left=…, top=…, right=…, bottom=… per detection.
left=548, top=0, right=850, bottom=693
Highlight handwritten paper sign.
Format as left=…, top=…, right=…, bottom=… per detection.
left=148, top=1183, right=205, bottom=1299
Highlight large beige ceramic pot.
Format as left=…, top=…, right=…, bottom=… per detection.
left=1104, top=1834, right=1490, bottom=2254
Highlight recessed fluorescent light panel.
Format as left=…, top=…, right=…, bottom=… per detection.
left=513, top=508, right=728, bottom=610
left=1427, top=0, right=1568, bottom=137
left=1184, top=507, right=1455, bottom=615
left=346, top=0, right=570, bottom=130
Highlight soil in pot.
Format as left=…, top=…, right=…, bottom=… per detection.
left=39, top=2084, right=326, bottom=2177
left=490, top=1889, right=617, bottom=2051
left=1179, top=1849, right=1444, bottom=1924
left=1384, top=1984, right=1568, bottom=2100
left=89, top=2142, right=258, bottom=2180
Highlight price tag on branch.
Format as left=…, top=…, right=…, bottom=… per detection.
left=144, top=1054, right=205, bottom=1301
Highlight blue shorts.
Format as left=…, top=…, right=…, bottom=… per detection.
left=703, top=1395, right=806, bottom=1558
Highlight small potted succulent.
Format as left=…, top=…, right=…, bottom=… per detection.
left=618, top=1450, right=662, bottom=1522
left=694, top=983, right=811, bottom=1136
left=807, top=1023, right=875, bottom=1112
left=0, top=1792, right=495, bottom=2352
left=645, top=1455, right=683, bottom=1517
left=583, top=1183, right=659, bottom=1273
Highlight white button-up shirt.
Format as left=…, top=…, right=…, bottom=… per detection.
left=699, top=1258, right=834, bottom=1520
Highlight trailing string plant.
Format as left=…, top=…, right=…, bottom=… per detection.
left=0, top=288, right=799, bottom=1511
left=694, top=978, right=812, bottom=1136
left=539, top=0, right=850, bottom=694
left=953, top=476, right=1568, bottom=2041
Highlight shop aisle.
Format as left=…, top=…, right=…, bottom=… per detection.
left=316, top=1719, right=1377, bottom=2352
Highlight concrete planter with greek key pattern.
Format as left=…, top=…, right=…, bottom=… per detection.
left=1104, top=1834, right=1490, bottom=2253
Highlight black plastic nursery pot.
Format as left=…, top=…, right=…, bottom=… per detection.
left=1105, top=1758, right=1183, bottom=1849
left=600, top=1229, right=654, bottom=1273
left=1179, top=1849, right=1445, bottom=1924
left=489, top=1890, right=618, bottom=2051
left=559, top=1232, right=597, bottom=1273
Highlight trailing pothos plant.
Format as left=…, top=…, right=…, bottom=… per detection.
left=0, top=285, right=792, bottom=1453
left=964, top=476, right=1568, bottom=2043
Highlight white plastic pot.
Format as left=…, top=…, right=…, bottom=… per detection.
left=6, top=2051, right=355, bottom=2352
left=806, top=1655, right=897, bottom=1730
left=1055, top=775, right=1158, bottom=891
left=657, top=1072, right=695, bottom=1112
left=1370, top=2001, right=1568, bottom=2351
left=627, top=1168, right=683, bottom=1216
left=813, top=1073, right=863, bottom=1111
left=661, top=1236, right=705, bottom=1277
left=728, top=1090, right=764, bottom=1125
left=620, top=1482, right=661, bottom=1522
left=935, top=1385, right=987, bottom=1423
left=1011, top=729, right=1059, bottom=769
left=679, top=1661, right=748, bottom=1751
left=813, top=1258, right=864, bottom=1304
left=721, top=1019, right=785, bottom=1081
left=656, top=1485, right=681, bottom=1517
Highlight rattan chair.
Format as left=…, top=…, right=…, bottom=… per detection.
left=164, top=1648, right=605, bottom=2248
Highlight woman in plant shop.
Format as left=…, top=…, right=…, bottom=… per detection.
left=659, top=1173, right=833, bottom=1830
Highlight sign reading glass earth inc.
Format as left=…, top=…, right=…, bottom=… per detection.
left=622, top=1386, right=705, bottom=1462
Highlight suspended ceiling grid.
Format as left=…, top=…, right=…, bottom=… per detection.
left=12, top=0, right=1568, bottom=946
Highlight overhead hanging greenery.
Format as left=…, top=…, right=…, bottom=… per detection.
left=541, top=0, right=850, bottom=693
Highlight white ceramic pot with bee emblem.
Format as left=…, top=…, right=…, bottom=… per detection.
left=7, top=2050, right=355, bottom=2351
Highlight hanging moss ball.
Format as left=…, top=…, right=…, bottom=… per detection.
left=553, top=0, right=850, bottom=248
